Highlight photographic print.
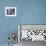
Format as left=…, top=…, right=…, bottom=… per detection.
left=5, top=7, right=16, bottom=16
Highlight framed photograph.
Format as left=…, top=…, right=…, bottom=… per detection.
left=5, top=7, right=16, bottom=16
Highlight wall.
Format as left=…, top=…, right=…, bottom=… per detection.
left=0, top=0, right=46, bottom=44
